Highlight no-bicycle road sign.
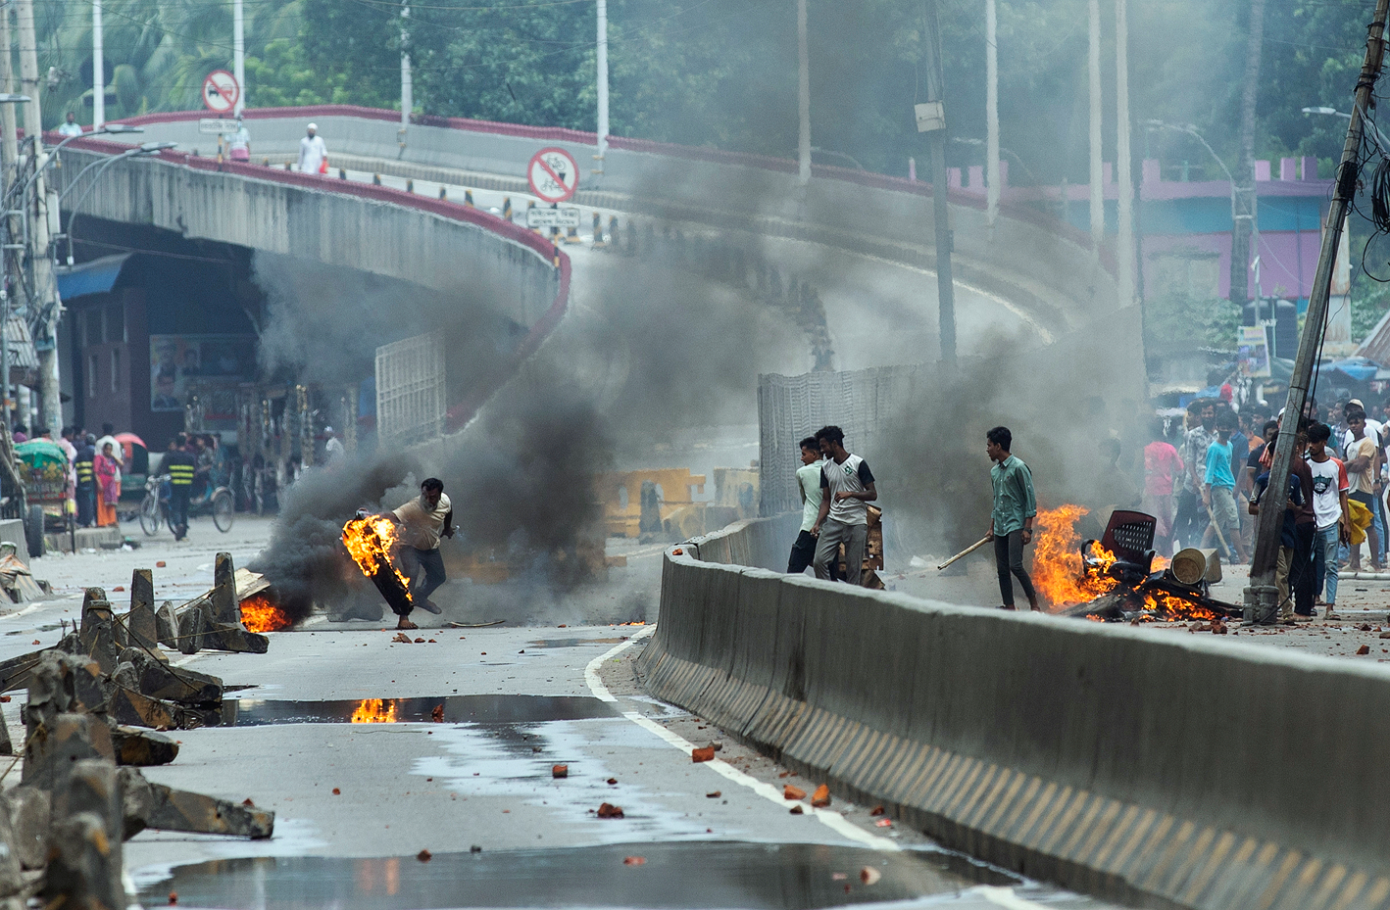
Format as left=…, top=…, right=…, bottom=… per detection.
left=527, top=147, right=579, bottom=204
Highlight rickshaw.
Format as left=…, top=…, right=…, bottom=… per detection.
left=15, top=439, right=71, bottom=557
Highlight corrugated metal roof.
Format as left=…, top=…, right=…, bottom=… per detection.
left=4, top=316, right=38, bottom=370
left=1356, top=307, right=1390, bottom=366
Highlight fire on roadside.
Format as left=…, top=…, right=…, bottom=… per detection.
left=342, top=515, right=412, bottom=590
left=1030, top=505, right=1119, bottom=609
left=1031, top=505, right=1225, bottom=621
left=350, top=699, right=400, bottom=724
left=239, top=594, right=292, bottom=633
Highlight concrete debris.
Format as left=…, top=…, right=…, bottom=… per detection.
left=108, top=687, right=217, bottom=732
left=155, top=602, right=179, bottom=649
left=126, top=570, right=160, bottom=652
left=22, top=714, right=114, bottom=789
left=110, top=727, right=180, bottom=766
left=40, top=812, right=121, bottom=910
left=0, top=559, right=282, bottom=905
left=209, top=553, right=240, bottom=625
left=7, top=786, right=50, bottom=870
left=118, top=647, right=221, bottom=707
left=118, top=768, right=274, bottom=840
left=172, top=556, right=270, bottom=655
left=77, top=589, right=124, bottom=675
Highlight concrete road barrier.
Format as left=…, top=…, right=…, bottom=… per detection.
left=640, top=513, right=1390, bottom=910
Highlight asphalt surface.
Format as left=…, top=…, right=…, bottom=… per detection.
left=0, top=515, right=1123, bottom=910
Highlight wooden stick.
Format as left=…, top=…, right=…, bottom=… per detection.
left=937, top=536, right=992, bottom=571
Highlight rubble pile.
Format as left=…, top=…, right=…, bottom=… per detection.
left=0, top=552, right=278, bottom=908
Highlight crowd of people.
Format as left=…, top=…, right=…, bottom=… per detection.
left=8, top=420, right=234, bottom=535
left=1138, top=392, right=1390, bottom=623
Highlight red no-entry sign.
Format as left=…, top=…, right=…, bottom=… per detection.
left=202, top=70, right=240, bottom=114
left=527, top=147, right=579, bottom=204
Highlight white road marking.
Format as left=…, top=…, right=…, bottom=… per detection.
left=583, top=626, right=899, bottom=852
left=972, top=885, right=1053, bottom=909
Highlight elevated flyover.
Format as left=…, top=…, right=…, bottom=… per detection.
left=110, top=105, right=1122, bottom=340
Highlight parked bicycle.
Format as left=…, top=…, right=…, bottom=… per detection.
left=139, top=474, right=234, bottom=536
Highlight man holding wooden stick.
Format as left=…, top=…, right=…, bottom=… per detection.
left=987, top=426, right=1039, bottom=612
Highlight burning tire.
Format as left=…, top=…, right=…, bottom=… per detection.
left=342, top=515, right=413, bottom=615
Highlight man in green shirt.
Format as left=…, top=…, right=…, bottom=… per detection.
left=987, top=426, right=1039, bottom=611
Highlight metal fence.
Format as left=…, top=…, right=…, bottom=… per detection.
left=758, top=364, right=937, bottom=516
left=376, top=333, right=446, bottom=446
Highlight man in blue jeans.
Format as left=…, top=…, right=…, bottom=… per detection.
left=1307, top=423, right=1350, bottom=620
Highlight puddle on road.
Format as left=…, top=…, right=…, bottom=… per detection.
left=223, top=694, right=618, bottom=727
left=526, top=637, right=628, bottom=648
left=139, top=841, right=1017, bottom=909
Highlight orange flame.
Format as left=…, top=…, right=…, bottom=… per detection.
left=350, top=699, right=400, bottom=724
left=239, top=594, right=291, bottom=633
left=1140, top=589, right=1222, bottom=621
left=1034, top=505, right=1226, bottom=622
left=1030, top=506, right=1119, bottom=609
left=342, top=515, right=411, bottom=591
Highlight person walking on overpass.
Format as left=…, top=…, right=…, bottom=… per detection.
left=386, top=478, right=454, bottom=629
left=164, top=435, right=197, bottom=541
left=297, top=123, right=327, bottom=175
left=57, top=112, right=82, bottom=138
left=987, top=425, right=1040, bottom=612
left=810, top=426, right=876, bottom=586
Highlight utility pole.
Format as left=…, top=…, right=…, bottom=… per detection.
left=796, top=0, right=810, bottom=186
left=16, top=0, right=60, bottom=434
left=1230, top=0, right=1266, bottom=318
left=233, top=0, right=244, bottom=117
left=595, top=0, right=609, bottom=181
left=1088, top=0, right=1103, bottom=246
left=1246, top=0, right=1390, bottom=623
left=398, top=0, right=410, bottom=152
left=0, top=3, right=14, bottom=437
left=985, top=0, right=999, bottom=229
left=92, top=0, right=103, bottom=128
left=921, top=0, right=955, bottom=365
left=1115, top=0, right=1135, bottom=307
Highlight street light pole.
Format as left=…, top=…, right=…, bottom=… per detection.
left=595, top=0, right=609, bottom=181
left=796, top=0, right=810, bottom=186
left=92, top=0, right=103, bottom=129
left=233, top=0, right=244, bottom=118
left=1088, top=0, right=1103, bottom=246
left=985, top=0, right=999, bottom=229
left=398, top=0, right=410, bottom=152
left=1115, top=0, right=1135, bottom=308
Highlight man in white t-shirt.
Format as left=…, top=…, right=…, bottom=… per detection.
left=1307, top=423, right=1349, bottom=618
left=787, top=436, right=829, bottom=575
left=810, top=425, right=877, bottom=586
left=297, top=123, right=327, bottom=175
left=386, top=477, right=453, bottom=628
left=57, top=112, right=82, bottom=137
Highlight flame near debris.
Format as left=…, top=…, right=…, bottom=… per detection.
left=1031, top=505, right=1226, bottom=621
left=1030, top=505, right=1119, bottom=608
left=239, top=594, right=293, bottom=633
left=350, top=699, right=400, bottom=724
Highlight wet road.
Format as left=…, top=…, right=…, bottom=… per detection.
left=0, top=517, right=1118, bottom=910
